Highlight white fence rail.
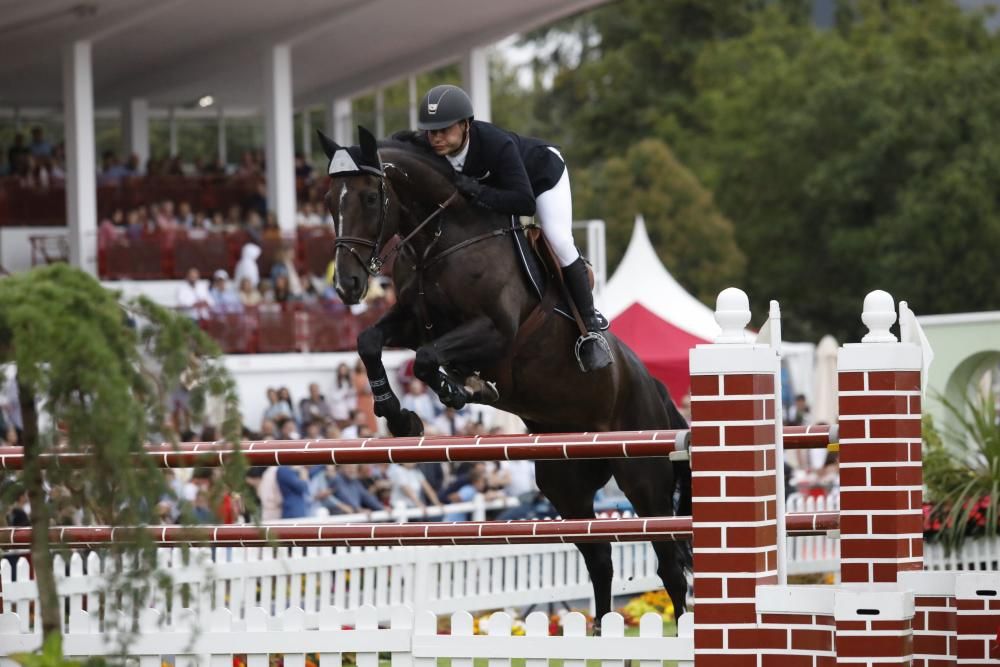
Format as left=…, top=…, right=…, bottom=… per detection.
left=0, top=606, right=695, bottom=664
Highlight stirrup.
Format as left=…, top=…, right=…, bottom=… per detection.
left=574, top=331, right=612, bottom=373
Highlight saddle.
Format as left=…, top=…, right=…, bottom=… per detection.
left=510, top=217, right=609, bottom=330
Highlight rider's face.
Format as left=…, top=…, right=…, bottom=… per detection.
left=427, top=121, right=468, bottom=157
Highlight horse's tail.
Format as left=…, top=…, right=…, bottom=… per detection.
left=654, top=378, right=693, bottom=573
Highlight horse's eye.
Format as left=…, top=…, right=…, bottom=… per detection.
left=364, top=192, right=379, bottom=207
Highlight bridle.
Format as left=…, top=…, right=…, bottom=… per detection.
left=333, top=167, right=459, bottom=277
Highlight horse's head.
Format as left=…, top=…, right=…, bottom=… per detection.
left=319, top=126, right=396, bottom=304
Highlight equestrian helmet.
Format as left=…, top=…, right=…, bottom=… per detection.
left=417, top=85, right=474, bottom=130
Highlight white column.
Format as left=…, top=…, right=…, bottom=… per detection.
left=217, top=106, right=227, bottom=166
left=408, top=75, right=418, bottom=129
left=461, top=47, right=491, bottom=122
left=262, top=43, right=296, bottom=232
left=122, top=98, right=149, bottom=172
left=327, top=97, right=352, bottom=146
left=374, top=88, right=385, bottom=138
left=63, top=41, right=98, bottom=276
left=168, top=106, right=178, bottom=156
left=301, top=107, right=312, bottom=158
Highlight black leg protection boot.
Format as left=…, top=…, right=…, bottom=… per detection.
left=563, top=257, right=613, bottom=372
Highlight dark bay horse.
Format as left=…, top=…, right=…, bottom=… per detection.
left=319, top=127, right=691, bottom=626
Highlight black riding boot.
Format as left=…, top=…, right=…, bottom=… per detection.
left=563, top=257, right=613, bottom=372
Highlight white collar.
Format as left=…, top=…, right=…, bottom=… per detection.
left=445, top=138, right=470, bottom=172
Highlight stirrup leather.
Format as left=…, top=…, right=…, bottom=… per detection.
left=574, top=331, right=612, bottom=372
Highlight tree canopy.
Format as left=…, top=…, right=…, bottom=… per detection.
left=525, top=0, right=1000, bottom=340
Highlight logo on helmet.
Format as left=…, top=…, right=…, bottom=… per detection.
left=427, top=103, right=438, bottom=115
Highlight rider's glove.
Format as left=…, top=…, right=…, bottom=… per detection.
left=454, top=173, right=483, bottom=201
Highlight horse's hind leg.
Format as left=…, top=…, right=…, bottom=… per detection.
left=412, top=316, right=508, bottom=409
left=611, top=458, right=690, bottom=619
left=534, top=458, right=614, bottom=634
left=357, top=305, right=423, bottom=437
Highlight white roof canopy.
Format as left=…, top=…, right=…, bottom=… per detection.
left=0, top=0, right=608, bottom=108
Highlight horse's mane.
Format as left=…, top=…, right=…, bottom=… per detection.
left=377, top=136, right=456, bottom=182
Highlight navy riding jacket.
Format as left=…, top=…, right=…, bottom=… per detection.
left=460, top=120, right=565, bottom=217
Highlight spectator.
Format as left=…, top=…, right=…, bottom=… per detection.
left=234, top=243, right=261, bottom=288
left=340, top=410, right=368, bottom=439
left=299, top=383, right=333, bottom=426
left=401, top=379, right=437, bottom=424
left=7, top=133, right=29, bottom=176
left=786, top=393, right=812, bottom=426
left=238, top=277, right=262, bottom=307
left=209, top=270, right=243, bottom=314
left=279, top=418, right=300, bottom=440
left=4, top=483, right=30, bottom=526
left=387, top=462, right=442, bottom=511
left=98, top=209, right=124, bottom=251
left=176, top=267, right=214, bottom=320
left=330, top=463, right=384, bottom=513
left=432, top=407, right=468, bottom=437
left=443, top=468, right=505, bottom=521
left=258, top=466, right=283, bottom=521
left=273, top=274, right=295, bottom=303
left=329, top=363, right=357, bottom=426
left=270, top=246, right=302, bottom=295
left=259, top=418, right=278, bottom=440
left=29, top=126, right=53, bottom=159
left=99, top=150, right=131, bottom=185
left=177, top=201, right=195, bottom=228
left=309, top=465, right=354, bottom=515
left=276, top=465, right=311, bottom=519
left=262, top=388, right=294, bottom=424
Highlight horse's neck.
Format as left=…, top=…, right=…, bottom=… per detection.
left=387, top=152, right=492, bottom=243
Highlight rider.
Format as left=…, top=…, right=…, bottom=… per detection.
left=411, top=84, right=612, bottom=373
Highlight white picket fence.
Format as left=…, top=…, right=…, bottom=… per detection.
left=924, top=536, right=1000, bottom=571
left=0, top=494, right=848, bottom=636
left=1, top=540, right=665, bottom=633
left=0, top=605, right=695, bottom=664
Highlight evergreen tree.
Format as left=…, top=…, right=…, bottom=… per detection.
left=0, top=265, right=243, bottom=651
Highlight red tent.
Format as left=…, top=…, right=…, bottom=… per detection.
left=609, top=302, right=708, bottom=402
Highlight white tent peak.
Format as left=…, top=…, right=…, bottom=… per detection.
left=598, top=214, right=721, bottom=340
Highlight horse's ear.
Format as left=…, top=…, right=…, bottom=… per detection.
left=358, top=126, right=380, bottom=165
left=316, top=129, right=340, bottom=160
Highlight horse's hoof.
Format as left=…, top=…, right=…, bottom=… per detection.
left=575, top=333, right=613, bottom=373
left=464, top=375, right=499, bottom=404
left=387, top=409, right=424, bottom=437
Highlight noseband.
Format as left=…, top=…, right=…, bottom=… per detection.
left=334, top=171, right=459, bottom=276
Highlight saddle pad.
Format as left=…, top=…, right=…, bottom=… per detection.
left=509, top=217, right=609, bottom=330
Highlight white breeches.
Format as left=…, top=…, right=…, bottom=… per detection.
left=535, top=147, right=578, bottom=267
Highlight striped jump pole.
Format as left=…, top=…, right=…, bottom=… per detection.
left=0, top=426, right=837, bottom=471
left=0, top=429, right=691, bottom=470
left=0, top=512, right=840, bottom=549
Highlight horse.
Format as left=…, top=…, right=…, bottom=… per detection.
left=319, top=127, right=691, bottom=628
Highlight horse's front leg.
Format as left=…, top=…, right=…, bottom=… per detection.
left=412, top=316, right=508, bottom=410
left=357, top=306, right=424, bottom=437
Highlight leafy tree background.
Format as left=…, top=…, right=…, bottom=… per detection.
left=523, top=0, right=1000, bottom=341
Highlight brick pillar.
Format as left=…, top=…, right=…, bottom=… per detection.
left=899, top=571, right=958, bottom=667
left=690, top=288, right=780, bottom=667
left=835, top=589, right=915, bottom=667
left=954, top=573, right=1000, bottom=666
left=837, top=290, right=924, bottom=585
